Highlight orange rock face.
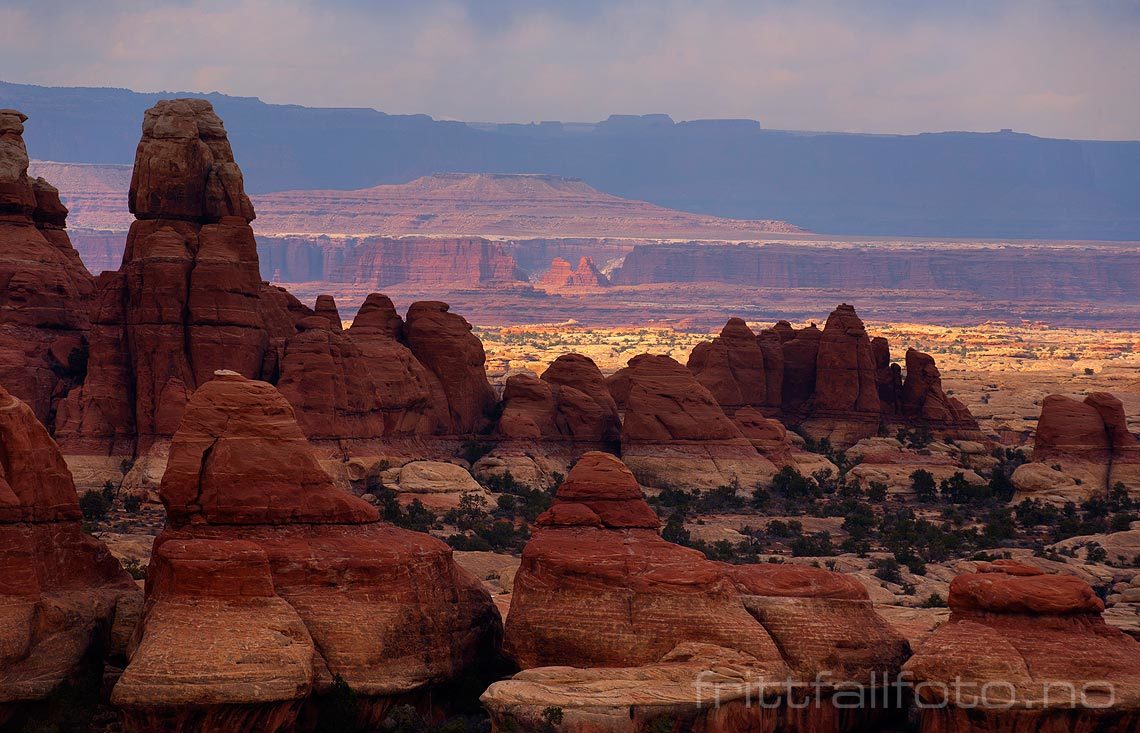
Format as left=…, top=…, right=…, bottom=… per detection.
left=0, top=109, right=94, bottom=424
left=113, top=373, right=501, bottom=731
left=536, top=256, right=609, bottom=291
left=904, top=562, right=1140, bottom=732
left=494, top=452, right=908, bottom=730
left=0, top=386, right=139, bottom=724
left=497, top=354, right=620, bottom=445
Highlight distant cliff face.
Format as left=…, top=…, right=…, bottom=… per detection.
left=257, top=234, right=526, bottom=287
left=612, top=242, right=1140, bottom=302
left=8, top=81, right=1140, bottom=239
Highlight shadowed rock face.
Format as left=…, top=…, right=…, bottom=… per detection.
left=113, top=373, right=501, bottom=732
left=0, top=109, right=94, bottom=425
left=490, top=451, right=909, bottom=731
left=0, top=386, right=139, bottom=725
left=904, top=560, right=1140, bottom=732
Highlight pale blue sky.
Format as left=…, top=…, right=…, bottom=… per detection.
left=2, top=0, right=1138, bottom=138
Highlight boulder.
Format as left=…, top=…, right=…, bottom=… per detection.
left=0, top=386, right=139, bottom=725
left=113, top=373, right=501, bottom=730
left=381, top=460, right=491, bottom=511
left=904, top=562, right=1140, bottom=731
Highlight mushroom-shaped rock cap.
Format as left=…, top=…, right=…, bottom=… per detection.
left=0, top=385, right=82, bottom=523
left=537, top=451, right=659, bottom=529
left=159, top=371, right=378, bottom=526
left=949, top=562, right=1104, bottom=615
left=0, top=108, right=36, bottom=216
left=129, top=99, right=256, bottom=223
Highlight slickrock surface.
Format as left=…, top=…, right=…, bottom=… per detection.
left=490, top=451, right=908, bottom=732
left=611, top=353, right=779, bottom=488
left=0, top=386, right=139, bottom=725
left=1014, top=392, right=1139, bottom=501
left=0, top=109, right=94, bottom=424
left=536, top=256, right=609, bottom=291
left=904, top=560, right=1140, bottom=732
left=113, top=373, right=501, bottom=731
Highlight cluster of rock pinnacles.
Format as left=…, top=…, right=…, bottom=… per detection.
left=1, top=100, right=1137, bottom=732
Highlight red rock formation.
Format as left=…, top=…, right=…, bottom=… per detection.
left=536, top=256, right=609, bottom=291
left=404, top=301, right=496, bottom=435
left=1018, top=392, right=1140, bottom=497
left=614, top=353, right=778, bottom=488
left=904, top=562, right=1140, bottom=732
left=0, top=386, right=139, bottom=724
left=690, top=307, right=980, bottom=448
left=493, top=451, right=908, bottom=731
left=113, top=373, right=500, bottom=730
left=345, top=294, right=449, bottom=436
left=313, top=294, right=343, bottom=331
left=0, top=110, right=94, bottom=425
left=55, top=100, right=309, bottom=455
left=497, top=354, right=620, bottom=445
left=687, top=317, right=774, bottom=413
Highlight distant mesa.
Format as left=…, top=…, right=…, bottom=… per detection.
left=28, top=163, right=804, bottom=239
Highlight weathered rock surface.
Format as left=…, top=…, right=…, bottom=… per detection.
left=687, top=317, right=776, bottom=413
left=904, top=561, right=1140, bottom=732
left=0, top=109, right=94, bottom=425
left=113, top=373, right=501, bottom=730
left=611, top=354, right=778, bottom=489
left=490, top=452, right=909, bottom=731
left=379, top=460, right=490, bottom=511
left=0, top=386, right=139, bottom=724
left=1015, top=392, right=1140, bottom=501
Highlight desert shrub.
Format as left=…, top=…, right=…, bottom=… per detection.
left=920, top=592, right=947, bottom=608
left=78, top=490, right=109, bottom=523
left=910, top=470, right=937, bottom=502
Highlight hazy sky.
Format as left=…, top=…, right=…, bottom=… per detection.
left=3, top=0, right=1139, bottom=139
